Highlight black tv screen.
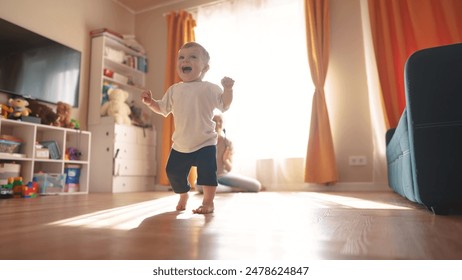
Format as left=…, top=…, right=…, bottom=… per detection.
left=0, top=18, right=81, bottom=107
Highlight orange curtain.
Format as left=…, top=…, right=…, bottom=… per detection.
left=368, top=0, right=462, bottom=128
left=159, top=11, right=196, bottom=186
left=304, top=0, right=338, bottom=184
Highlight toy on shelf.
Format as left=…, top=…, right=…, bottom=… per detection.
left=0, top=104, right=13, bottom=119
left=65, top=147, right=81, bottom=160
left=56, top=102, right=75, bottom=128
left=100, top=88, right=132, bottom=125
left=8, top=98, right=32, bottom=119
left=70, top=119, right=80, bottom=129
left=27, top=99, right=59, bottom=125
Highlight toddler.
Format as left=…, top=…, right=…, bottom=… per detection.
left=141, top=42, right=234, bottom=214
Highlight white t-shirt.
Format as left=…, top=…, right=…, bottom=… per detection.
left=157, top=81, right=227, bottom=153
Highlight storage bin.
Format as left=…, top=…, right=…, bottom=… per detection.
left=35, top=148, right=49, bottom=159
left=64, top=164, right=80, bottom=192
left=34, top=173, right=66, bottom=194
left=0, top=135, right=22, bottom=153
left=0, top=163, right=21, bottom=185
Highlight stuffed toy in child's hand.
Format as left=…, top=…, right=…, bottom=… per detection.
left=100, top=88, right=132, bottom=125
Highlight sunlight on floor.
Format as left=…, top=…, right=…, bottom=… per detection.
left=307, top=192, right=412, bottom=210
left=48, top=192, right=411, bottom=231
left=48, top=195, right=187, bottom=230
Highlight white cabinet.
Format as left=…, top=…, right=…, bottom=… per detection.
left=89, top=118, right=157, bottom=193
left=0, top=118, right=91, bottom=193
left=88, top=33, right=157, bottom=193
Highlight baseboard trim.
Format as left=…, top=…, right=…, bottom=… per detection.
left=153, top=182, right=391, bottom=192
left=302, top=182, right=390, bottom=192
left=153, top=185, right=172, bottom=192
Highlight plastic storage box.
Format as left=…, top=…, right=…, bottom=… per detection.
left=64, top=164, right=80, bottom=192
left=0, top=135, right=22, bottom=153
left=0, top=163, right=20, bottom=185
left=34, top=173, right=66, bottom=194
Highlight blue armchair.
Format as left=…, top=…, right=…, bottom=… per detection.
left=386, top=43, right=462, bottom=215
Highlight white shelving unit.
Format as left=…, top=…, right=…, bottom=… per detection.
left=88, top=34, right=157, bottom=193
left=0, top=118, right=91, bottom=194
left=88, top=34, right=148, bottom=125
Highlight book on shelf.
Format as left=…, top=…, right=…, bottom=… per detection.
left=137, top=56, right=148, bottom=73
left=39, top=141, right=61, bottom=160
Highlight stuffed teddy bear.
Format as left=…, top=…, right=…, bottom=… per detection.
left=8, top=97, right=32, bottom=119
left=0, top=104, right=13, bottom=119
left=27, top=99, right=59, bottom=125
left=56, top=102, right=75, bottom=128
left=100, top=88, right=131, bottom=125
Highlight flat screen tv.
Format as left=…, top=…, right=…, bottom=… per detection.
left=0, top=18, right=81, bottom=107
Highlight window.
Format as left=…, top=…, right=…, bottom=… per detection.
left=196, top=0, right=313, bottom=184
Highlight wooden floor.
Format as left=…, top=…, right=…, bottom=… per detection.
left=1, top=190, right=462, bottom=260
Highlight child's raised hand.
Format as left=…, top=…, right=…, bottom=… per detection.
left=141, top=90, right=153, bottom=105
left=221, top=76, right=235, bottom=89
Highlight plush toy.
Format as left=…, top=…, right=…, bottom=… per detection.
left=129, top=100, right=151, bottom=128
left=0, top=104, right=13, bottom=119
left=27, top=99, right=59, bottom=125
left=8, top=98, right=31, bottom=119
left=70, top=119, right=80, bottom=129
left=56, top=102, right=75, bottom=128
left=100, top=88, right=131, bottom=125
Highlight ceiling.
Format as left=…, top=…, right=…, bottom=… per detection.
left=113, top=0, right=188, bottom=14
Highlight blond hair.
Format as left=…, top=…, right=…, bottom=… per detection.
left=180, top=42, right=210, bottom=63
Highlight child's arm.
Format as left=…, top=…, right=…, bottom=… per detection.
left=141, top=90, right=162, bottom=114
left=221, top=76, right=234, bottom=110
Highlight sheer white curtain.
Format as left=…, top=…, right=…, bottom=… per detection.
left=195, top=0, right=314, bottom=190
left=360, top=0, right=388, bottom=185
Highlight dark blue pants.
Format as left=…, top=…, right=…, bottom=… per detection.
left=166, top=145, right=218, bottom=193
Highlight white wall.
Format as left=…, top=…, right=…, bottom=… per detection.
left=327, top=0, right=374, bottom=182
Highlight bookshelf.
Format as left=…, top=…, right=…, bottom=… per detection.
left=88, top=33, right=157, bottom=193
left=0, top=118, right=91, bottom=194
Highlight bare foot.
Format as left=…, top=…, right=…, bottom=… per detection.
left=192, top=204, right=214, bottom=214
left=176, top=193, right=189, bottom=211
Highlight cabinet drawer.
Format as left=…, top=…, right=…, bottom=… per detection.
left=114, top=143, right=155, bottom=161
left=114, top=125, right=136, bottom=144
left=114, top=125, right=156, bottom=146
left=114, top=159, right=156, bottom=176
left=136, top=128, right=156, bottom=146
left=112, top=176, right=156, bottom=193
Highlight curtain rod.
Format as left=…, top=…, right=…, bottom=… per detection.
left=162, top=0, right=229, bottom=17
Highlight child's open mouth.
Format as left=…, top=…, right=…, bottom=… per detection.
left=182, top=66, right=192, bottom=73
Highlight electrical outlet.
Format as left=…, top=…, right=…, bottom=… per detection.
left=349, top=156, right=367, bottom=166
